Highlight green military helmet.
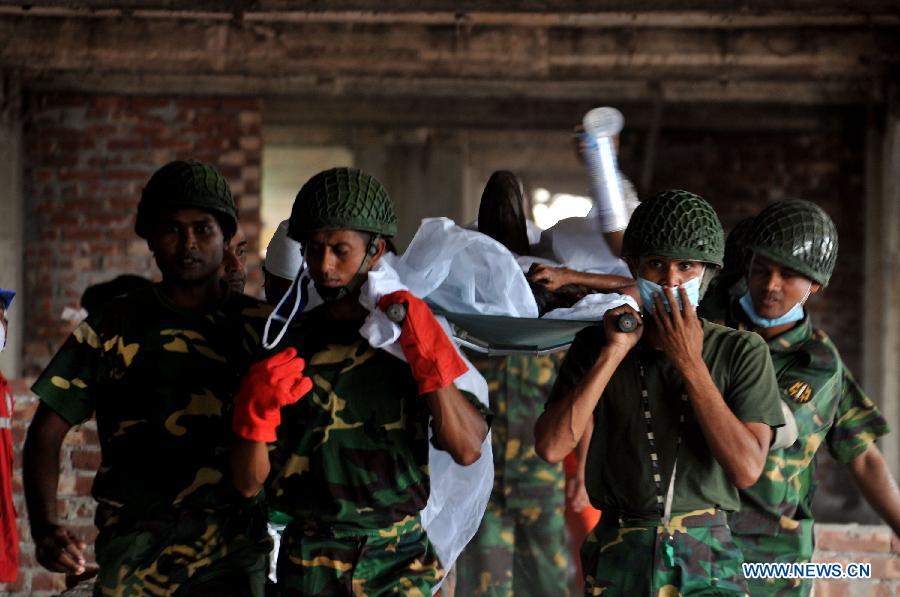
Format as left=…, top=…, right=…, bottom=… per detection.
left=288, top=167, right=398, bottom=241
left=745, top=199, right=838, bottom=286
left=722, top=217, right=755, bottom=276
left=622, top=189, right=725, bottom=267
left=135, top=160, right=237, bottom=239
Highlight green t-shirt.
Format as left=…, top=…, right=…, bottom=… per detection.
left=547, top=319, right=784, bottom=516
left=268, top=309, right=491, bottom=532
left=32, top=286, right=271, bottom=519
left=718, top=306, right=890, bottom=535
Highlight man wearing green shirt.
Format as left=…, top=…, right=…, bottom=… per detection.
left=535, top=189, right=785, bottom=595
left=23, top=160, right=272, bottom=596
left=230, top=167, right=491, bottom=596
left=700, top=200, right=899, bottom=596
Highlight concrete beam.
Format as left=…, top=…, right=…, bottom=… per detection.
left=1, top=1, right=899, bottom=17
left=263, top=96, right=865, bottom=131
left=2, top=6, right=900, bottom=28
left=2, top=17, right=895, bottom=78
left=22, top=71, right=884, bottom=105
left=2, top=15, right=895, bottom=104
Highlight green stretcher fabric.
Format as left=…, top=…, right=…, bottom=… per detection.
left=430, top=306, right=600, bottom=355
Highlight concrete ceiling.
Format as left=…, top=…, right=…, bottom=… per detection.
left=0, top=1, right=898, bottom=105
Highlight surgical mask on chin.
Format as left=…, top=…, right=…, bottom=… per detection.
left=637, top=273, right=703, bottom=314
left=739, top=287, right=809, bottom=328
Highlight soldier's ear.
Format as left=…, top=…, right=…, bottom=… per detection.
left=810, top=282, right=821, bottom=295
left=367, top=238, right=387, bottom=269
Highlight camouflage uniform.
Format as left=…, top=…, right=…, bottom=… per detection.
left=717, top=305, right=889, bottom=596
left=32, top=286, right=273, bottom=597
left=547, top=321, right=785, bottom=596
left=698, top=199, right=891, bottom=596
left=455, top=353, right=568, bottom=597
left=267, top=311, right=490, bottom=596
left=582, top=509, right=746, bottom=596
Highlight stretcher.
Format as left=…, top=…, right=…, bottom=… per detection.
left=430, top=306, right=601, bottom=356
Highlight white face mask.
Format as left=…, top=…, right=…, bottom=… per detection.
left=0, top=323, right=5, bottom=353
left=636, top=265, right=705, bottom=313
left=739, top=282, right=812, bottom=329
left=740, top=255, right=813, bottom=328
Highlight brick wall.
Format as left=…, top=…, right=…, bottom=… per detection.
left=21, top=93, right=264, bottom=377
left=814, top=524, right=900, bottom=595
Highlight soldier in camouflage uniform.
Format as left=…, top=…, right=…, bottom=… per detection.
left=454, top=171, right=569, bottom=596
left=24, top=160, right=272, bottom=596
left=455, top=353, right=569, bottom=596
left=535, top=190, right=786, bottom=596
left=699, top=200, right=899, bottom=596
left=229, top=167, right=491, bottom=596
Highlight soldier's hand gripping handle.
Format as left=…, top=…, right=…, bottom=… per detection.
left=377, top=290, right=468, bottom=395
left=232, top=347, right=313, bottom=443
left=603, top=304, right=643, bottom=351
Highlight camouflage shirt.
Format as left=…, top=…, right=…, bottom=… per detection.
left=268, top=309, right=490, bottom=532
left=469, top=353, right=565, bottom=509
left=718, top=303, right=890, bottom=534
left=32, top=285, right=271, bottom=522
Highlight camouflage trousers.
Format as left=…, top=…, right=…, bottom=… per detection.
left=275, top=514, right=443, bottom=596
left=455, top=501, right=569, bottom=597
left=581, top=508, right=748, bottom=596
left=93, top=505, right=271, bottom=597
left=731, top=519, right=815, bottom=597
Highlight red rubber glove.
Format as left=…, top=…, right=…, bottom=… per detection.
left=232, top=347, right=313, bottom=442
left=377, top=290, right=468, bottom=395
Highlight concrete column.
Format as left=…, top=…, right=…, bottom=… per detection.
left=378, top=131, right=467, bottom=251
left=864, top=86, right=900, bottom=477
left=0, top=78, right=23, bottom=378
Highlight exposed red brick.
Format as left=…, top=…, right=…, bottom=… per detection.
left=817, top=527, right=892, bottom=553
left=0, top=573, right=26, bottom=593
left=74, top=474, right=95, bottom=496
left=870, top=556, right=900, bottom=580
left=30, top=571, right=67, bottom=591
left=70, top=449, right=102, bottom=471
left=892, top=534, right=900, bottom=554
left=812, top=580, right=851, bottom=596
left=14, top=398, right=38, bottom=423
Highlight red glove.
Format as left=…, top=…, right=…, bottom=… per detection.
left=377, top=290, right=468, bottom=395
left=232, top=347, right=313, bottom=442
